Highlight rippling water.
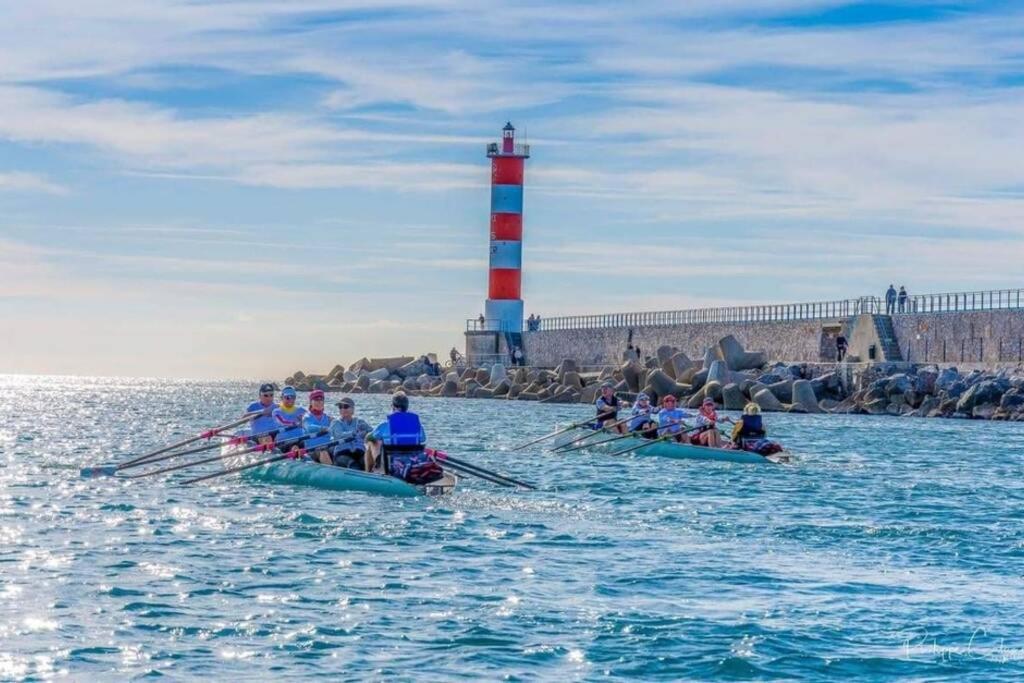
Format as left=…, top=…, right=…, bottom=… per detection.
left=3, top=375, right=1024, bottom=680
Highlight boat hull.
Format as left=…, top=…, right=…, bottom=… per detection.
left=222, top=441, right=457, bottom=496
left=553, top=428, right=786, bottom=465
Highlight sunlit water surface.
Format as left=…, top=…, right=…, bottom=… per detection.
left=2, top=375, right=1024, bottom=680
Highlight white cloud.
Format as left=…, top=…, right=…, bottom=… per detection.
left=0, top=171, right=67, bottom=195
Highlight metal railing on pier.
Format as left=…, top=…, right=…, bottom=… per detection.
left=534, top=297, right=882, bottom=331
left=905, top=288, right=1024, bottom=314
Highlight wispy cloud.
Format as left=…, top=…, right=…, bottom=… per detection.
left=0, top=171, right=67, bottom=195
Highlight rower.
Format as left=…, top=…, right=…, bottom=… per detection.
left=365, top=393, right=441, bottom=483
left=247, top=383, right=279, bottom=446
left=273, top=386, right=308, bottom=453
left=731, top=403, right=767, bottom=448
left=693, top=397, right=725, bottom=448
left=595, top=381, right=625, bottom=434
left=656, top=395, right=692, bottom=442
left=330, top=397, right=373, bottom=470
left=302, top=389, right=334, bottom=464
left=627, top=393, right=658, bottom=437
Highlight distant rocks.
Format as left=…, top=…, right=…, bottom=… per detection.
left=282, top=341, right=1024, bottom=422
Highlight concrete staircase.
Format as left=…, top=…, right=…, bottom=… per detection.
left=872, top=315, right=903, bottom=361
left=504, top=330, right=524, bottom=363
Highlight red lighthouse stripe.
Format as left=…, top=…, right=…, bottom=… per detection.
left=491, top=157, right=524, bottom=185
left=488, top=268, right=521, bottom=300
left=490, top=213, right=522, bottom=241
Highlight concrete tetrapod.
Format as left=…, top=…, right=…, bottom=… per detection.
left=717, top=335, right=767, bottom=372
left=790, top=379, right=823, bottom=413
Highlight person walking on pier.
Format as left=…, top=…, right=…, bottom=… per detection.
left=885, top=284, right=897, bottom=315
left=897, top=286, right=908, bottom=313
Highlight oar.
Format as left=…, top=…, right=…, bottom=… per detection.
left=182, top=454, right=290, bottom=486
left=509, top=417, right=600, bottom=452
left=80, top=424, right=280, bottom=478
left=605, top=422, right=708, bottom=457
left=556, top=429, right=639, bottom=454
left=122, top=440, right=280, bottom=479
left=427, top=449, right=535, bottom=490
left=437, top=460, right=514, bottom=488
left=552, top=412, right=647, bottom=452
left=80, top=411, right=261, bottom=477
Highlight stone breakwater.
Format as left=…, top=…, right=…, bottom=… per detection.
left=284, top=336, right=1024, bottom=421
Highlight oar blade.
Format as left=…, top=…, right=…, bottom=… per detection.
left=80, top=465, right=118, bottom=478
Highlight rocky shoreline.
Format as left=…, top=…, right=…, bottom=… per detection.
left=285, top=336, right=1024, bottom=421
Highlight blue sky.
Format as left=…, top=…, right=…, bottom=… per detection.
left=1, top=1, right=1022, bottom=378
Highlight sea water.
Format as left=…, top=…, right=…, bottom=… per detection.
left=2, top=375, right=1024, bottom=681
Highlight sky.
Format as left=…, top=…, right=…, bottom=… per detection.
left=1, top=1, right=1022, bottom=379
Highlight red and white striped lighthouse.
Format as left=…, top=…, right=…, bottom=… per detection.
left=485, top=122, right=530, bottom=333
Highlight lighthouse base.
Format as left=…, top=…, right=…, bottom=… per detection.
left=485, top=299, right=523, bottom=333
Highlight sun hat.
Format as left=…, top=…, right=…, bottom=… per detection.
left=337, top=397, right=355, bottom=409
left=744, top=402, right=761, bottom=415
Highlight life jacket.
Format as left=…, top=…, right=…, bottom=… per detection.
left=385, top=412, right=425, bottom=452
left=383, top=412, right=441, bottom=483
left=737, top=415, right=766, bottom=440
left=596, top=394, right=619, bottom=421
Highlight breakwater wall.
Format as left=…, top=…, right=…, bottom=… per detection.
left=505, top=300, right=1024, bottom=370
left=522, top=319, right=837, bottom=368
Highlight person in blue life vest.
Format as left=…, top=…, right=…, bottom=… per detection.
left=365, top=393, right=441, bottom=483
left=731, top=402, right=767, bottom=447
left=329, top=397, right=373, bottom=470
left=246, top=383, right=279, bottom=446
left=301, top=389, right=334, bottom=463
left=273, top=386, right=308, bottom=453
left=595, top=381, right=625, bottom=433
left=657, top=394, right=693, bottom=442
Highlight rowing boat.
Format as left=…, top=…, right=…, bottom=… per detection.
left=244, top=460, right=457, bottom=496
left=223, top=443, right=458, bottom=496
left=552, top=428, right=789, bottom=465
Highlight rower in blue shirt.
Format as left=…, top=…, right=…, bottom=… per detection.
left=302, top=389, right=334, bottom=463
left=656, top=395, right=693, bottom=442
left=247, top=383, right=279, bottom=445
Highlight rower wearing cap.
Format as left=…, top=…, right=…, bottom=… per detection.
left=247, top=383, right=279, bottom=445
left=365, top=393, right=441, bottom=483
left=273, top=386, right=307, bottom=452
left=657, top=394, right=692, bottom=443
left=693, top=397, right=727, bottom=448
left=302, top=389, right=334, bottom=464
left=329, top=397, right=373, bottom=470
left=595, top=381, right=625, bottom=434
left=628, top=393, right=658, bottom=437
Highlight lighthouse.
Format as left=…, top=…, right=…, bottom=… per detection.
left=484, top=121, right=530, bottom=333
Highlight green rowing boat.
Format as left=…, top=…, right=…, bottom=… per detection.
left=243, top=460, right=458, bottom=496
left=552, top=428, right=789, bottom=465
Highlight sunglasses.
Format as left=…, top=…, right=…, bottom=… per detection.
left=260, top=393, right=273, bottom=398
left=282, top=395, right=296, bottom=401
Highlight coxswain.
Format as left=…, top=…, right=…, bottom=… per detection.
left=330, top=397, right=373, bottom=470
left=365, top=393, right=441, bottom=483
left=731, top=403, right=767, bottom=448
left=656, top=395, right=692, bottom=442
left=627, top=393, right=658, bottom=437
left=301, top=389, right=334, bottom=463
left=693, top=397, right=726, bottom=448
left=247, top=383, right=279, bottom=446
left=595, top=381, right=625, bottom=433
left=272, top=386, right=308, bottom=452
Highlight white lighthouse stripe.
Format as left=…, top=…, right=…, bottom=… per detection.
left=491, top=184, right=523, bottom=214
left=489, top=240, right=522, bottom=269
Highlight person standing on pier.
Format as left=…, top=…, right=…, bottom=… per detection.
left=836, top=334, right=848, bottom=361
left=898, top=286, right=908, bottom=313
left=885, top=284, right=897, bottom=315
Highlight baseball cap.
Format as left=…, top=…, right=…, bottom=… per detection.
left=309, top=389, right=325, bottom=401
left=281, top=386, right=297, bottom=399
left=259, top=383, right=274, bottom=394
left=337, top=397, right=355, bottom=409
